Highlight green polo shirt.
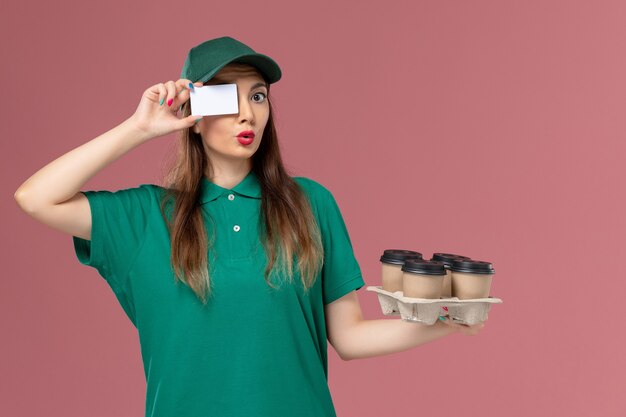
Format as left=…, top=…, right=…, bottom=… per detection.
left=72, top=170, right=364, bottom=417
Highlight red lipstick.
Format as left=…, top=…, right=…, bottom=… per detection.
left=236, top=130, right=255, bottom=146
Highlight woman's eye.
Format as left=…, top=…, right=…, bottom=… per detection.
left=252, top=92, right=267, bottom=103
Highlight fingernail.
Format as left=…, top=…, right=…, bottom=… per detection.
left=443, top=306, right=448, bottom=312
left=188, top=82, right=195, bottom=90
left=179, top=105, right=183, bottom=112
left=194, top=117, right=202, bottom=123
left=159, top=98, right=164, bottom=106
left=438, top=316, right=446, bottom=321
left=167, top=98, right=173, bottom=107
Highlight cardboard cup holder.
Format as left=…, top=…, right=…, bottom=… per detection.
left=366, top=286, right=503, bottom=325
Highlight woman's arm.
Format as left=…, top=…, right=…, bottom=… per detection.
left=325, top=291, right=484, bottom=361
left=15, top=117, right=148, bottom=206
left=13, top=117, right=149, bottom=240
left=14, top=79, right=202, bottom=240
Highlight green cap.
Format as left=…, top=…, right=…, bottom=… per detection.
left=180, top=36, right=282, bottom=84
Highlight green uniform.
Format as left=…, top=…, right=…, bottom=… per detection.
left=72, top=170, right=364, bottom=417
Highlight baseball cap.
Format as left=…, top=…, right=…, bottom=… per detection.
left=180, top=36, right=282, bottom=84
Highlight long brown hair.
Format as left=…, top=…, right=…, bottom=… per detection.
left=158, top=63, right=324, bottom=305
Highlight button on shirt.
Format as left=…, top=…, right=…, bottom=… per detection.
left=72, top=170, right=364, bottom=417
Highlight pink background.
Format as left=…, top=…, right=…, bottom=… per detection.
left=2, top=0, right=625, bottom=416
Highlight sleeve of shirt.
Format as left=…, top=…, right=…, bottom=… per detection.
left=319, top=187, right=365, bottom=305
left=72, top=185, right=153, bottom=314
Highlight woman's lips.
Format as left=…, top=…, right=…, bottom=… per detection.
left=236, top=132, right=255, bottom=146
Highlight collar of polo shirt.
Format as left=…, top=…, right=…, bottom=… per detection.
left=199, top=170, right=262, bottom=204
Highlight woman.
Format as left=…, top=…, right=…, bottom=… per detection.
left=14, top=36, right=482, bottom=417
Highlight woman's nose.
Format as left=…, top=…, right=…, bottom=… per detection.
left=238, top=98, right=254, bottom=124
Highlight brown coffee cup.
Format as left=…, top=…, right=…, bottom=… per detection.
left=450, top=259, right=495, bottom=299
left=401, top=259, right=446, bottom=299
left=430, top=253, right=472, bottom=298
left=380, top=249, right=422, bottom=292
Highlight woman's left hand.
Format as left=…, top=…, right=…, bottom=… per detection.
left=440, top=316, right=485, bottom=335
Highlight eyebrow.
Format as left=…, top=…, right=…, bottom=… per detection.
left=251, top=82, right=268, bottom=90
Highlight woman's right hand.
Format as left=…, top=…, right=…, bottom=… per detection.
left=129, top=78, right=205, bottom=141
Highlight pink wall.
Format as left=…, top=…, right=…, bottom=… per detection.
left=3, top=0, right=625, bottom=416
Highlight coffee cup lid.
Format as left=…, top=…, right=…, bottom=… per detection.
left=430, top=253, right=472, bottom=267
left=450, top=259, right=495, bottom=274
left=380, top=249, right=423, bottom=265
left=401, top=259, right=446, bottom=275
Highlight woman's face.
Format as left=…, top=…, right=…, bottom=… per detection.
left=193, top=64, right=270, bottom=167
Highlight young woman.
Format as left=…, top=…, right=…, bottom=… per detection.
left=14, top=36, right=483, bottom=417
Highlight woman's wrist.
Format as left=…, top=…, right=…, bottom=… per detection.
left=123, top=115, right=153, bottom=145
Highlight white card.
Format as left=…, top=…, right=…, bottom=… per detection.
left=189, top=84, right=238, bottom=116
